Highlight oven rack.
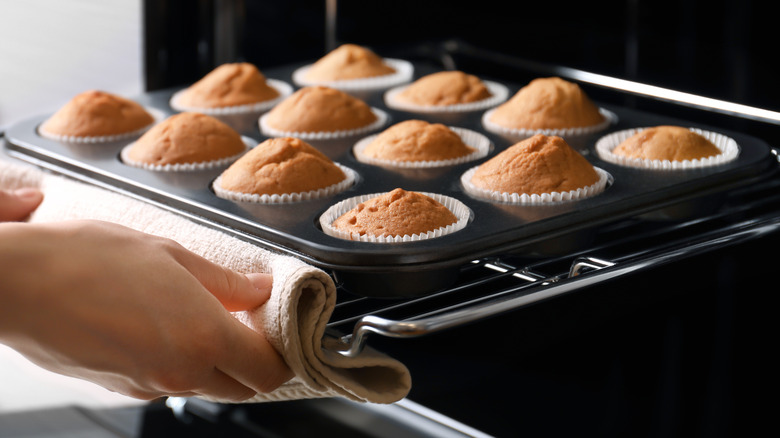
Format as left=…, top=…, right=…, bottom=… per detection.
left=328, top=163, right=780, bottom=357
left=322, top=42, right=780, bottom=356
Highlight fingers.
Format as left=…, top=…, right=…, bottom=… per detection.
left=0, top=188, right=44, bottom=221
left=246, top=272, right=274, bottom=298
left=216, top=317, right=294, bottom=394
left=192, top=368, right=258, bottom=402
left=206, top=269, right=273, bottom=312
left=133, top=368, right=267, bottom=402
left=169, top=244, right=273, bottom=312
left=165, top=243, right=291, bottom=393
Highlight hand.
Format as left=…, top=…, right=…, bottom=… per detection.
left=0, top=220, right=293, bottom=402
left=0, top=188, right=44, bottom=221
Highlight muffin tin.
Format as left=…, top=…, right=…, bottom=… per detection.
left=4, top=61, right=776, bottom=297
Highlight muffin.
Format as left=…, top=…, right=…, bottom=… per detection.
left=463, top=134, right=608, bottom=203
left=121, top=112, right=247, bottom=169
left=176, top=63, right=279, bottom=107
left=171, top=63, right=290, bottom=113
left=360, top=119, right=476, bottom=161
left=214, top=137, right=354, bottom=202
left=483, top=77, right=610, bottom=138
left=292, top=44, right=414, bottom=92
left=304, top=44, right=396, bottom=81
left=385, top=70, right=508, bottom=113
left=595, top=125, right=740, bottom=170
left=39, top=90, right=155, bottom=141
left=612, top=125, right=721, bottom=161
left=395, top=71, right=491, bottom=106
left=259, top=86, right=384, bottom=138
left=323, top=188, right=469, bottom=242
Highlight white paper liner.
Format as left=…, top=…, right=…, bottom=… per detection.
left=292, top=59, right=414, bottom=91
left=120, top=136, right=257, bottom=172
left=37, top=107, right=166, bottom=144
left=169, top=79, right=294, bottom=115
left=461, top=166, right=611, bottom=205
left=481, top=107, right=617, bottom=138
left=319, top=191, right=471, bottom=243
left=259, top=107, right=388, bottom=140
left=594, top=127, right=740, bottom=170
left=383, top=80, right=509, bottom=113
left=212, top=164, right=357, bottom=204
left=352, top=126, right=491, bottom=168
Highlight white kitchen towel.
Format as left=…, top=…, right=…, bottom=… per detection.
left=0, top=159, right=412, bottom=404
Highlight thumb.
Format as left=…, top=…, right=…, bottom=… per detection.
left=0, top=188, right=44, bottom=222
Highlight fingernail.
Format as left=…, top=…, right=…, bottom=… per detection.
left=13, top=188, right=43, bottom=200
left=246, top=273, right=273, bottom=292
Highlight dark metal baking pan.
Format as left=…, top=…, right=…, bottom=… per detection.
left=3, top=61, right=776, bottom=297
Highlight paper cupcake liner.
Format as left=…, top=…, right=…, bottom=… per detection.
left=594, top=127, right=740, bottom=170
left=319, top=191, right=471, bottom=243
left=481, top=107, right=617, bottom=139
left=258, top=108, right=388, bottom=140
left=461, top=166, right=611, bottom=205
left=353, top=126, right=491, bottom=168
left=169, top=79, right=294, bottom=115
left=212, top=164, right=357, bottom=204
left=37, top=107, right=166, bottom=144
left=120, top=136, right=257, bottom=172
left=292, top=59, right=414, bottom=91
left=383, top=80, right=510, bottom=113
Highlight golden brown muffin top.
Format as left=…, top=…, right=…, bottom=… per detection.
left=489, top=77, right=605, bottom=130
left=40, top=90, right=154, bottom=137
left=264, top=86, right=377, bottom=132
left=362, top=120, right=475, bottom=162
left=612, top=125, right=722, bottom=161
left=176, top=62, right=279, bottom=108
left=218, top=137, right=346, bottom=195
left=304, top=44, right=396, bottom=81
left=471, top=134, right=599, bottom=195
left=124, top=112, right=245, bottom=166
left=395, top=71, right=492, bottom=106
left=331, top=188, right=457, bottom=237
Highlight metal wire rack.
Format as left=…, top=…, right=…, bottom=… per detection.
left=327, top=165, right=780, bottom=356
left=320, top=42, right=780, bottom=356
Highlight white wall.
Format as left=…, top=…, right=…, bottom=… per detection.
left=0, top=0, right=145, bottom=413
left=0, top=0, right=143, bottom=130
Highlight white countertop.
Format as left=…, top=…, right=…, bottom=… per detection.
left=0, top=344, right=145, bottom=414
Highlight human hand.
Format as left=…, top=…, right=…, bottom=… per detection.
left=0, top=220, right=292, bottom=401
left=0, top=188, right=43, bottom=221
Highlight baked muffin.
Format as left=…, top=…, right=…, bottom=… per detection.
left=174, top=63, right=280, bottom=109
left=611, top=125, right=722, bottom=161
left=122, top=112, right=246, bottom=168
left=261, top=86, right=380, bottom=135
left=39, top=90, right=154, bottom=139
left=487, top=77, right=606, bottom=131
left=330, top=188, right=458, bottom=238
left=361, top=120, right=476, bottom=162
left=395, top=71, right=492, bottom=106
left=304, top=44, right=396, bottom=81
left=466, top=134, right=604, bottom=200
left=216, top=136, right=348, bottom=197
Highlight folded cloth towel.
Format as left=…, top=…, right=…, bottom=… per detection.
left=0, top=159, right=412, bottom=404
